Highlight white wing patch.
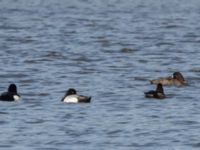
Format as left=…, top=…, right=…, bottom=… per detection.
left=63, top=95, right=78, bottom=103
left=13, top=95, right=20, bottom=101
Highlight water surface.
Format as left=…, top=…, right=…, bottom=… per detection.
left=0, top=0, right=200, bottom=149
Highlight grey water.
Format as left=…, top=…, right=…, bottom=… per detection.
left=0, top=0, right=200, bottom=149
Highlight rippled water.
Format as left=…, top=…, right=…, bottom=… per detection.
left=0, top=0, right=200, bottom=149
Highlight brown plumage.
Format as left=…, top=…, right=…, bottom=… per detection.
left=150, top=72, right=187, bottom=86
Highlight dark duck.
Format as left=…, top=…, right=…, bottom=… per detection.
left=145, top=83, right=165, bottom=99
left=0, top=84, right=20, bottom=101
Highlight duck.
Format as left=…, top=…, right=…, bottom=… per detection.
left=144, top=83, right=165, bottom=99
left=61, top=88, right=91, bottom=103
left=0, top=84, right=20, bottom=101
left=150, top=72, right=187, bottom=86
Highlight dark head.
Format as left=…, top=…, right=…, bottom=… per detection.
left=156, top=83, right=164, bottom=93
left=66, top=88, right=77, bottom=96
left=8, top=84, right=17, bottom=93
left=173, top=72, right=185, bottom=81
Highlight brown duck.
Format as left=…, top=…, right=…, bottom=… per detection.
left=150, top=72, right=187, bottom=86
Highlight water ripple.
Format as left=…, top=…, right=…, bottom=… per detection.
left=0, top=0, right=200, bottom=150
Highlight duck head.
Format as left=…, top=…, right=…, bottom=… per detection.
left=156, top=83, right=164, bottom=93
left=8, top=84, right=17, bottom=93
left=173, top=72, right=185, bottom=82
left=66, top=88, right=77, bottom=96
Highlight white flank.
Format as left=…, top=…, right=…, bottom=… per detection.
left=63, top=95, right=78, bottom=103
left=13, top=95, right=20, bottom=101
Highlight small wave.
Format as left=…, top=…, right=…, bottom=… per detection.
left=190, top=68, right=200, bottom=72
left=0, top=112, right=9, bottom=115
left=120, top=48, right=137, bottom=53
left=193, top=143, right=200, bottom=147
